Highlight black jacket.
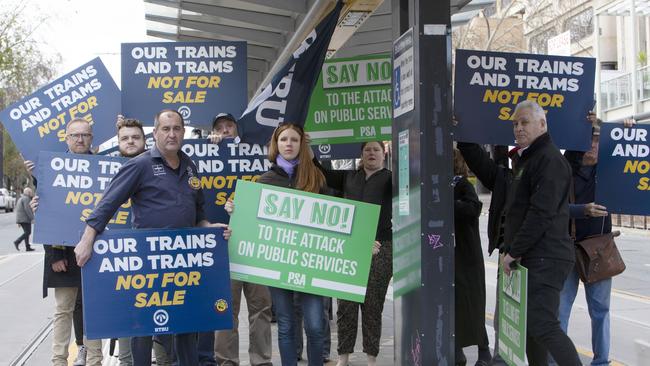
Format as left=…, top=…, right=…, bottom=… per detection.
left=459, top=133, right=574, bottom=261
left=320, top=167, right=392, bottom=241
left=43, top=245, right=81, bottom=297
left=504, top=133, right=574, bottom=261
left=453, top=176, right=487, bottom=347
left=457, top=142, right=510, bottom=255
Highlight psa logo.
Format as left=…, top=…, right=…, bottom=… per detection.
left=360, top=126, right=377, bottom=137
left=214, top=299, right=228, bottom=313
left=153, top=309, right=169, bottom=326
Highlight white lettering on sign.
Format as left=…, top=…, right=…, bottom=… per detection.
left=257, top=189, right=355, bottom=234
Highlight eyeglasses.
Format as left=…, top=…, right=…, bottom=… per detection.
left=67, top=133, right=93, bottom=140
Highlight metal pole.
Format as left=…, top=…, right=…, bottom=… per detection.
left=631, top=0, right=639, bottom=114
left=595, top=13, right=603, bottom=118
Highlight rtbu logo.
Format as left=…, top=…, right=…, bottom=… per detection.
left=153, top=309, right=169, bottom=326
left=360, top=126, right=376, bottom=137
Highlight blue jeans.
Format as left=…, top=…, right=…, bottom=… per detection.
left=294, top=294, right=331, bottom=360
left=558, top=268, right=612, bottom=366
left=270, top=287, right=324, bottom=366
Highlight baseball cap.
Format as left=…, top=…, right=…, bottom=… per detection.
left=212, top=113, right=237, bottom=125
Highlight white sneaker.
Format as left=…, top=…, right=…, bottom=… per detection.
left=73, top=345, right=87, bottom=366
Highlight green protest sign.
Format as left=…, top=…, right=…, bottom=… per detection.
left=498, top=264, right=528, bottom=366
left=228, top=180, right=380, bottom=302
left=304, top=54, right=392, bottom=144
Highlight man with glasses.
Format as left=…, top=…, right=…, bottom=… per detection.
left=27, top=118, right=103, bottom=366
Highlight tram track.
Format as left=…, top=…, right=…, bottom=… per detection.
left=9, top=319, right=53, bottom=366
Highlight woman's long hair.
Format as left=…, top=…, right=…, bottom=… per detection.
left=268, top=123, right=325, bottom=193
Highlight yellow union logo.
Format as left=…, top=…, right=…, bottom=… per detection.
left=188, top=176, right=201, bottom=189
left=214, top=299, right=228, bottom=313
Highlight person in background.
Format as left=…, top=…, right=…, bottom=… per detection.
left=551, top=114, right=635, bottom=366
left=313, top=141, right=391, bottom=366
left=452, top=149, right=491, bottom=366
left=208, top=113, right=241, bottom=144
left=14, top=187, right=35, bottom=252
left=207, top=112, right=273, bottom=366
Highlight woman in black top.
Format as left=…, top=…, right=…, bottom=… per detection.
left=319, top=141, right=392, bottom=366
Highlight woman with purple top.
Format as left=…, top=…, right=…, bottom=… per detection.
left=227, top=123, right=329, bottom=366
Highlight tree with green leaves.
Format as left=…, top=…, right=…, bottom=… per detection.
left=0, top=2, right=59, bottom=190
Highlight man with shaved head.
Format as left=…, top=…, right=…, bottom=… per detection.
left=75, top=109, right=230, bottom=366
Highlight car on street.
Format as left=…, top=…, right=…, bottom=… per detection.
left=0, top=188, right=16, bottom=212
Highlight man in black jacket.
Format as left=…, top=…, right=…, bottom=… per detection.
left=460, top=100, right=581, bottom=366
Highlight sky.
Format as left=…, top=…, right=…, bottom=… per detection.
left=12, top=0, right=153, bottom=83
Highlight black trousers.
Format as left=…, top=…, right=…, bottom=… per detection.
left=15, top=223, right=32, bottom=249
left=522, top=257, right=581, bottom=366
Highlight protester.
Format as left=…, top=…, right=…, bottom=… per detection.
left=208, top=112, right=241, bottom=144
left=226, top=123, right=328, bottom=366
left=74, top=109, right=231, bottom=366
left=456, top=135, right=512, bottom=366
left=114, top=116, right=147, bottom=366
left=452, top=149, right=491, bottom=366
left=459, top=100, right=581, bottom=366
left=552, top=115, right=635, bottom=366
left=313, top=141, right=391, bottom=366
left=14, top=187, right=35, bottom=251
left=25, top=118, right=103, bottom=366
left=209, top=112, right=273, bottom=366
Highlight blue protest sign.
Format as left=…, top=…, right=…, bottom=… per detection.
left=121, top=41, right=247, bottom=127
left=595, top=123, right=650, bottom=215
left=181, top=139, right=270, bottom=224
left=81, top=227, right=233, bottom=339
left=33, top=151, right=130, bottom=246
left=453, top=49, right=595, bottom=151
left=0, top=58, right=121, bottom=164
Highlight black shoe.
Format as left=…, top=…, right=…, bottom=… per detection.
left=26, top=248, right=35, bottom=252
left=13, top=241, right=19, bottom=251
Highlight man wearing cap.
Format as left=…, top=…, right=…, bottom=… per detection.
left=209, top=113, right=241, bottom=144
left=203, top=112, right=273, bottom=366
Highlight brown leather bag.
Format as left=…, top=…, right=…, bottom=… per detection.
left=574, top=231, right=626, bottom=284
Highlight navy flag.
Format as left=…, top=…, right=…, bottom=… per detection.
left=237, top=1, right=343, bottom=145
